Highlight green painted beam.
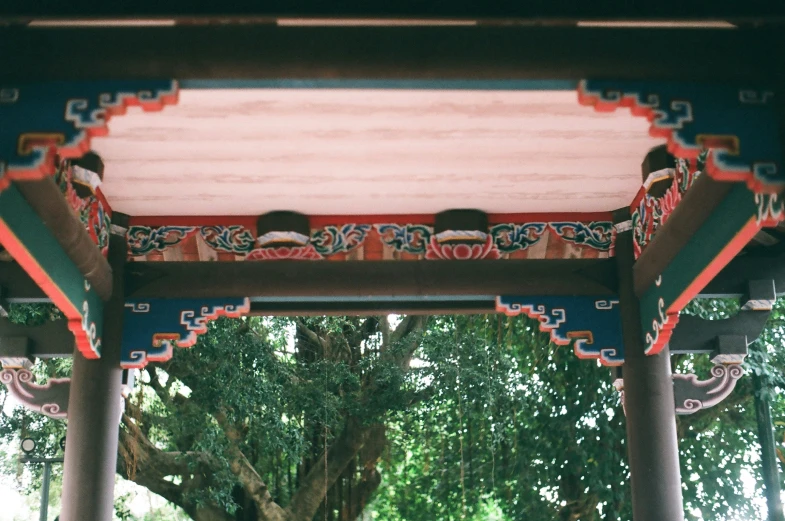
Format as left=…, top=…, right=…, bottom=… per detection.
left=0, top=184, right=103, bottom=358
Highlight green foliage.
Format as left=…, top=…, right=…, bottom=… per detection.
left=371, top=315, right=627, bottom=521
left=7, top=303, right=62, bottom=327
left=676, top=297, right=785, bottom=520
left=1, top=303, right=784, bottom=521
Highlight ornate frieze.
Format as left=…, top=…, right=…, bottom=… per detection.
left=631, top=155, right=704, bottom=258
left=127, top=225, right=197, bottom=256
left=200, top=225, right=256, bottom=255
left=121, top=298, right=251, bottom=368
left=548, top=221, right=614, bottom=251
left=495, top=296, right=624, bottom=365
left=311, top=224, right=372, bottom=257
left=125, top=217, right=615, bottom=262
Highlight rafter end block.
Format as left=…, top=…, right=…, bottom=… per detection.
left=741, top=279, right=776, bottom=311
left=710, top=335, right=748, bottom=364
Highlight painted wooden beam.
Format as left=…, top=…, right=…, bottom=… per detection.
left=7, top=249, right=785, bottom=304
left=702, top=251, right=785, bottom=296
left=1, top=0, right=783, bottom=22
left=633, top=174, right=733, bottom=296
left=0, top=262, right=47, bottom=302
left=0, top=185, right=103, bottom=358
left=15, top=177, right=112, bottom=300
left=0, top=26, right=779, bottom=82
left=580, top=80, right=785, bottom=356
left=637, top=181, right=782, bottom=355
left=669, top=312, right=769, bottom=356
left=0, top=317, right=75, bottom=358
left=125, top=258, right=618, bottom=299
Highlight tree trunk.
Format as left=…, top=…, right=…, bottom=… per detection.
left=754, top=373, right=785, bottom=521
left=194, top=505, right=235, bottom=521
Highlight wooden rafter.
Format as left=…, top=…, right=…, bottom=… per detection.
left=0, top=26, right=780, bottom=82
left=1, top=0, right=783, bottom=23
left=124, top=258, right=618, bottom=299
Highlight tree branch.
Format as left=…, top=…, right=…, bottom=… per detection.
left=117, top=412, right=188, bottom=509
left=285, top=418, right=375, bottom=521
left=213, top=409, right=287, bottom=521
left=349, top=424, right=387, bottom=520
left=384, top=315, right=429, bottom=370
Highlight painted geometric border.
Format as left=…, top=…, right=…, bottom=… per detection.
left=121, top=298, right=251, bottom=369
left=496, top=296, right=624, bottom=365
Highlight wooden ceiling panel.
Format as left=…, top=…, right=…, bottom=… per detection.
left=93, top=88, right=664, bottom=216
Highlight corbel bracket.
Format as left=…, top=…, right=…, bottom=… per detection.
left=614, top=281, right=773, bottom=415
left=0, top=359, right=69, bottom=419
left=673, top=338, right=746, bottom=415
left=612, top=337, right=747, bottom=416
left=496, top=295, right=624, bottom=365
left=670, top=279, right=774, bottom=358
left=670, top=280, right=774, bottom=414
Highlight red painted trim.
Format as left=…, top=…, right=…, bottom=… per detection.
left=127, top=212, right=615, bottom=228
left=572, top=344, right=623, bottom=367
left=129, top=215, right=258, bottom=227
left=644, top=313, right=680, bottom=356
left=95, top=187, right=112, bottom=217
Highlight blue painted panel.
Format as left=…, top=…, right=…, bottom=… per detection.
left=122, top=298, right=250, bottom=369
left=0, top=81, right=177, bottom=177
left=579, top=81, right=784, bottom=192
left=496, top=296, right=623, bottom=365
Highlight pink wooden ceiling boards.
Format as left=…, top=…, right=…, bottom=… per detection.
left=91, top=88, right=664, bottom=216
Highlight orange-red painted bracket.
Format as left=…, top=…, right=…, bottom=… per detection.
left=579, top=80, right=784, bottom=355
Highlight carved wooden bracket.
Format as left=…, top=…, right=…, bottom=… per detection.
left=673, top=363, right=744, bottom=415
left=0, top=367, right=69, bottom=419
